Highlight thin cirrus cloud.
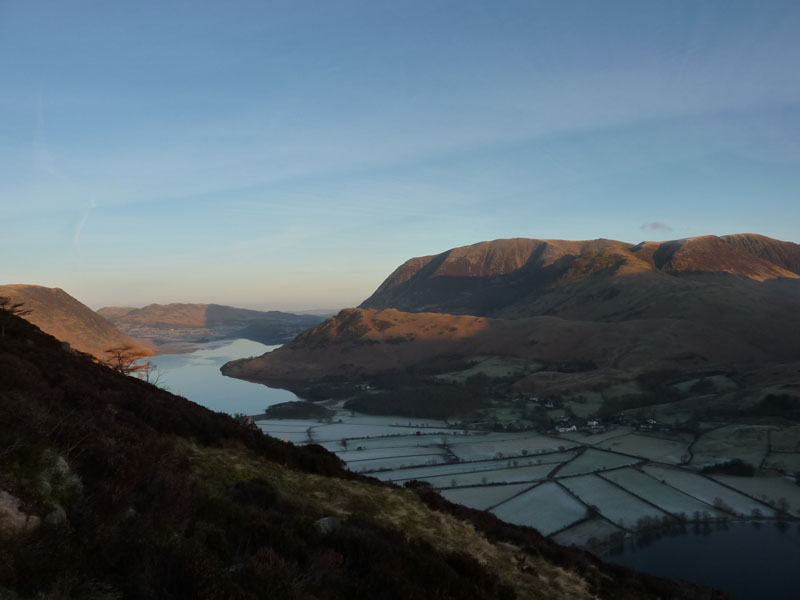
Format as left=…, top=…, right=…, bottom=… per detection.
left=72, top=200, right=97, bottom=248
left=33, top=93, right=59, bottom=178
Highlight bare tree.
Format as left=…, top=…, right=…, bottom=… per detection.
left=102, top=344, right=153, bottom=375
left=0, top=296, right=32, bottom=337
left=138, top=359, right=165, bottom=387
left=102, top=344, right=167, bottom=388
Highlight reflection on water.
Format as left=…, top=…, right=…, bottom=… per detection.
left=605, top=521, right=800, bottom=599
left=149, top=338, right=299, bottom=415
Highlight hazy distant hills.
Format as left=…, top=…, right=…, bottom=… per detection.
left=0, top=285, right=324, bottom=359
left=98, top=303, right=325, bottom=346
left=0, top=284, right=154, bottom=359
left=226, top=234, right=800, bottom=391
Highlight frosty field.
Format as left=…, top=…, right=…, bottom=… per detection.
left=336, top=445, right=448, bottom=463
left=448, top=434, right=579, bottom=461
left=689, top=425, right=770, bottom=468
left=341, top=433, right=458, bottom=450
left=345, top=454, right=450, bottom=473
left=643, top=465, right=776, bottom=517
left=309, top=423, right=451, bottom=443
left=552, top=517, right=624, bottom=548
left=560, top=427, right=633, bottom=446
left=763, top=453, right=800, bottom=473
left=254, top=403, right=798, bottom=549
left=555, top=448, right=640, bottom=477
left=439, top=482, right=535, bottom=510
left=600, top=468, right=727, bottom=518
left=490, top=482, right=588, bottom=535
left=711, top=474, right=800, bottom=516
left=369, top=450, right=578, bottom=483
left=769, top=426, right=800, bottom=452
left=560, top=474, right=667, bottom=530
left=397, top=463, right=556, bottom=488
left=597, top=434, right=690, bottom=465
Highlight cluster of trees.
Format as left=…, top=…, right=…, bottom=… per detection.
left=747, top=393, right=800, bottom=419
left=344, top=384, right=487, bottom=419
left=301, top=380, right=362, bottom=401
left=262, top=401, right=334, bottom=420
left=597, top=370, right=694, bottom=419
left=701, top=459, right=756, bottom=477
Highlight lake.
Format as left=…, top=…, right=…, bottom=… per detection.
left=149, top=338, right=299, bottom=414
left=604, top=521, right=800, bottom=599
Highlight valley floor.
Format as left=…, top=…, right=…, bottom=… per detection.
left=254, top=405, right=800, bottom=551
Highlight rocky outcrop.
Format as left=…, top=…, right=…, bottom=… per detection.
left=0, top=490, right=39, bottom=538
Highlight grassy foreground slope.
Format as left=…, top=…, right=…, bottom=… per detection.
left=0, top=314, right=722, bottom=599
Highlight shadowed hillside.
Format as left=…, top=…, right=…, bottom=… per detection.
left=222, top=301, right=800, bottom=391
left=0, top=284, right=154, bottom=359
left=0, top=313, right=722, bottom=599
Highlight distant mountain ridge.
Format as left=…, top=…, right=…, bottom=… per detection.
left=360, top=234, right=800, bottom=317
left=227, top=233, right=800, bottom=392
left=0, top=284, right=154, bottom=359
left=99, top=302, right=324, bottom=346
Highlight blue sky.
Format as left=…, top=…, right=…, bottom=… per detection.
left=2, top=1, right=799, bottom=309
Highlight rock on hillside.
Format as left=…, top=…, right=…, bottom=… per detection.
left=0, top=284, right=153, bottom=359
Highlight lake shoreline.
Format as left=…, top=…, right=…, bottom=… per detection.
left=603, top=520, right=800, bottom=599
left=149, top=338, right=301, bottom=415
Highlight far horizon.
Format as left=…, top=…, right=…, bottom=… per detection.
left=96, top=301, right=343, bottom=315
left=4, top=2, right=800, bottom=308
left=7, top=230, right=800, bottom=310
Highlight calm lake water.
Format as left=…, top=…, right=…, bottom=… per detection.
left=150, top=339, right=299, bottom=415
left=604, top=521, right=800, bottom=599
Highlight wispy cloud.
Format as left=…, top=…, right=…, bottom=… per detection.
left=641, top=221, right=673, bottom=232
left=73, top=200, right=97, bottom=248
left=33, top=92, right=59, bottom=177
